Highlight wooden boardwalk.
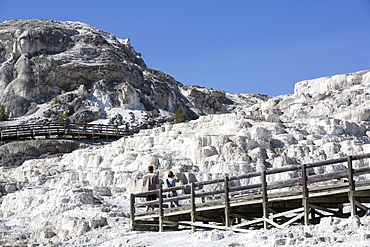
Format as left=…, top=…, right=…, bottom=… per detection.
left=0, top=122, right=137, bottom=141
left=130, top=154, right=370, bottom=232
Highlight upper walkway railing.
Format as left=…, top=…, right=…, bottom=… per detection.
left=0, top=122, right=138, bottom=141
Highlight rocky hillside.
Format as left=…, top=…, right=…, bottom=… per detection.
left=0, top=19, right=267, bottom=127
left=1, top=66, right=370, bottom=245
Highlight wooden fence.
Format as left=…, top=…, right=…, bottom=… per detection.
left=130, top=153, right=370, bottom=232
left=0, top=122, right=137, bottom=141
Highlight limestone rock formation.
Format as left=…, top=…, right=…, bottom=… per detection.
left=1, top=66, right=370, bottom=245
left=0, top=139, right=83, bottom=168
left=0, top=19, right=266, bottom=126
left=0, top=139, right=84, bottom=199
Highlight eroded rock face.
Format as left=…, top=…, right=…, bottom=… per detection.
left=0, top=139, right=84, bottom=201
left=181, top=85, right=269, bottom=115
left=294, top=70, right=370, bottom=97
left=0, top=19, right=266, bottom=123
left=0, top=139, right=83, bottom=168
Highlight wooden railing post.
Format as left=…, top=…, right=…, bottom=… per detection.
left=302, top=164, right=309, bottom=225
left=224, top=176, right=230, bottom=228
left=262, top=170, right=268, bottom=229
left=48, top=123, right=51, bottom=138
left=190, top=182, right=196, bottom=233
left=31, top=124, right=35, bottom=139
left=159, top=185, right=164, bottom=232
left=77, top=123, right=81, bottom=140
left=347, top=155, right=356, bottom=216
left=92, top=125, right=95, bottom=142
left=130, top=193, right=135, bottom=230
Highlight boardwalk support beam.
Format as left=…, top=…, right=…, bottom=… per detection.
left=130, top=193, right=135, bottom=230
left=302, top=164, right=310, bottom=225
left=224, top=176, right=230, bottom=228
left=262, top=170, right=268, bottom=229
left=159, top=186, right=164, bottom=232
left=347, top=156, right=356, bottom=216
left=191, top=182, right=196, bottom=233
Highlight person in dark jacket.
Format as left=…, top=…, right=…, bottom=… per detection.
left=166, top=171, right=179, bottom=207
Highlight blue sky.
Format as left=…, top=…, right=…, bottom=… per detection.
left=1, top=1, right=369, bottom=96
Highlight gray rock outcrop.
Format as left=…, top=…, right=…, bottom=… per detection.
left=0, top=19, right=266, bottom=125
left=0, top=139, right=83, bottom=168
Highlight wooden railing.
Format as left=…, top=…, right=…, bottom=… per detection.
left=130, top=153, right=370, bottom=231
left=0, top=122, right=138, bottom=141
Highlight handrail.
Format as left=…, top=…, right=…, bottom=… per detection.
left=0, top=122, right=140, bottom=141
left=130, top=154, right=370, bottom=231
left=134, top=153, right=370, bottom=197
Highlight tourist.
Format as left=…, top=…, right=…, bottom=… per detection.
left=82, top=121, right=87, bottom=133
left=64, top=117, right=71, bottom=133
left=142, top=165, right=160, bottom=211
left=113, top=120, right=118, bottom=134
left=166, top=171, right=179, bottom=207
